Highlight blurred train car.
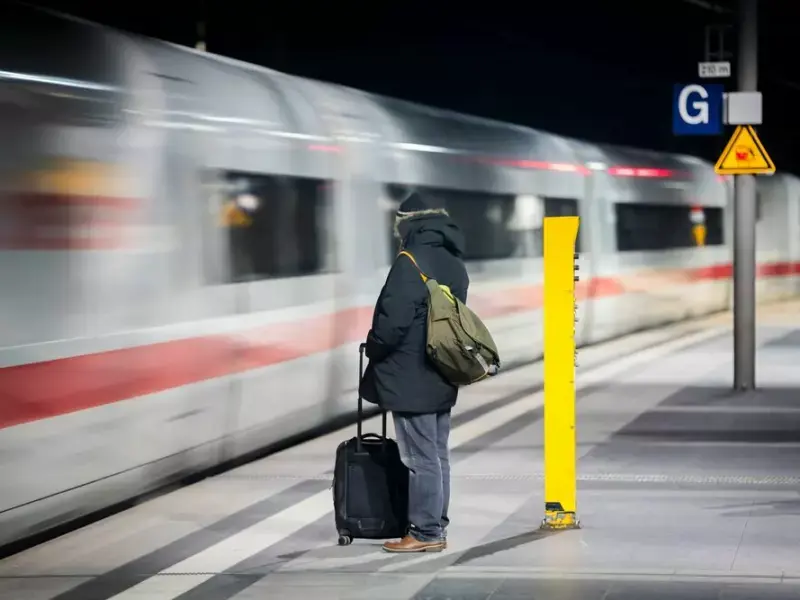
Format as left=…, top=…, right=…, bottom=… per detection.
left=1, top=4, right=799, bottom=548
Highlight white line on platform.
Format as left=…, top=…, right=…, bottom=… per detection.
left=439, top=565, right=800, bottom=585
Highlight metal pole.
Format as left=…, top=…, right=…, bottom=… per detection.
left=196, top=20, right=206, bottom=52
left=732, top=0, right=757, bottom=390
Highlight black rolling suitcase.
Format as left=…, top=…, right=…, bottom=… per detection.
left=333, top=343, right=409, bottom=546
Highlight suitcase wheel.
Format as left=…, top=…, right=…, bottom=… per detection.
left=337, top=533, right=353, bottom=546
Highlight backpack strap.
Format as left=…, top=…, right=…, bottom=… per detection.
left=398, top=250, right=428, bottom=283
left=400, top=250, right=458, bottom=305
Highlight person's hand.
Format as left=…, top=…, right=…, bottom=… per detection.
left=364, top=330, right=386, bottom=362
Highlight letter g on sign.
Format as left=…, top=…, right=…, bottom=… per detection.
left=678, top=84, right=709, bottom=125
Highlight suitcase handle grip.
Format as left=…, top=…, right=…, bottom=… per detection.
left=354, top=433, right=387, bottom=455
left=357, top=342, right=387, bottom=453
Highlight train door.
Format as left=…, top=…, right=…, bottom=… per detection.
left=110, top=46, right=232, bottom=490
left=310, top=86, right=387, bottom=419
left=201, top=71, right=341, bottom=458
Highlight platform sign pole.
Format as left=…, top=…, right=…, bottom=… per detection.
left=541, top=216, right=581, bottom=531
left=712, top=0, right=771, bottom=390
left=733, top=0, right=758, bottom=391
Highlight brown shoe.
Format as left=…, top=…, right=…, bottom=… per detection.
left=382, top=535, right=445, bottom=553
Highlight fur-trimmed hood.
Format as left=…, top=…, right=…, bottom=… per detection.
left=393, top=206, right=448, bottom=238
left=394, top=206, right=465, bottom=258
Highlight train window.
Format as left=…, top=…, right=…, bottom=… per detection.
left=443, top=190, right=516, bottom=261
left=212, top=171, right=329, bottom=282
left=384, top=185, right=516, bottom=261
left=614, top=203, right=724, bottom=251
left=704, top=207, right=724, bottom=245
left=384, top=185, right=583, bottom=261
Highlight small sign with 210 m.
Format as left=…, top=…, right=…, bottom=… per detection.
left=698, top=61, right=731, bottom=78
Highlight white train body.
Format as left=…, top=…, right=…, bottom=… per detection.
left=1, top=6, right=798, bottom=547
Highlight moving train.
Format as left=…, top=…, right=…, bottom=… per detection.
left=1, top=4, right=799, bottom=549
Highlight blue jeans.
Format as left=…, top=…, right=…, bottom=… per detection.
left=393, top=410, right=451, bottom=543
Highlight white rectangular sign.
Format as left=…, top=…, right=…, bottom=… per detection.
left=698, top=61, right=731, bottom=78
left=724, top=91, right=763, bottom=125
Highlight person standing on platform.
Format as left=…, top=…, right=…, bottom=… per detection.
left=360, top=192, right=469, bottom=553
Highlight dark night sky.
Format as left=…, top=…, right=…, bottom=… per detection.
left=27, top=0, right=800, bottom=173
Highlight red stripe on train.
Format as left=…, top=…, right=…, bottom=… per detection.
left=0, top=260, right=798, bottom=431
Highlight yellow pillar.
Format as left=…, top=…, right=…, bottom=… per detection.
left=541, top=216, right=581, bottom=530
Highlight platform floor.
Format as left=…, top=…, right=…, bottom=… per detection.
left=2, top=302, right=800, bottom=600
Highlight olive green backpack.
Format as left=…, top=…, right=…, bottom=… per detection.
left=399, top=251, right=501, bottom=386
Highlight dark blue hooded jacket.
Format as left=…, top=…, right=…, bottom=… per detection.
left=359, top=195, right=469, bottom=414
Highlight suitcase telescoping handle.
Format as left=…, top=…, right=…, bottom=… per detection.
left=357, top=342, right=387, bottom=453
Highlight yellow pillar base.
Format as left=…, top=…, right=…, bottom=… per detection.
left=541, top=509, right=581, bottom=531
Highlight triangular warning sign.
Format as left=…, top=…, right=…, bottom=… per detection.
left=715, top=125, right=775, bottom=175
